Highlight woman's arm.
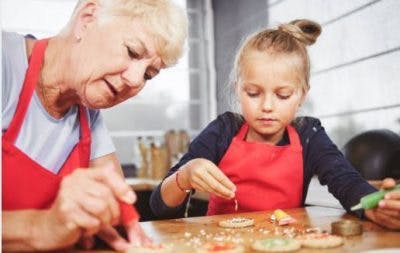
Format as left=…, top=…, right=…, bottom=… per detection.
left=89, top=152, right=124, bottom=176
left=2, top=153, right=138, bottom=252
left=2, top=205, right=81, bottom=251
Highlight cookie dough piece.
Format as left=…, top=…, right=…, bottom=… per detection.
left=252, top=238, right=301, bottom=252
left=296, top=233, right=344, bottom=248
left=218, top=217, right=254, bottom=228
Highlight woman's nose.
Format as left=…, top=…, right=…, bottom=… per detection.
left=121, top=61, right=146, bottom=88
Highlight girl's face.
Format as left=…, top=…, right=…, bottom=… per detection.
left=237, top=51, right=306, bottom=144
left=69, top=17, right=165, bottom=109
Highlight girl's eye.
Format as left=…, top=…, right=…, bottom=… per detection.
left=127, top=47, right=139, bottom=59
left=277, top=94, right=291, bottom=99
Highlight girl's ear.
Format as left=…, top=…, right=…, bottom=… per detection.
left=73, top=0, right=99, bottom=40
left=298, top=89, right=308, bottom=108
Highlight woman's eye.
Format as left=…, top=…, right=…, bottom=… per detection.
left=246, top=92, right=259, bottom=97
left=127, top=47, right=139, bottom=59
left=144, top=73, right=152, bottom=80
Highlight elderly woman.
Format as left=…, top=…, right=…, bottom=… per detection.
left=2, top=0, right=187, bottom=251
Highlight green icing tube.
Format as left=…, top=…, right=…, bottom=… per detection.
left=351, top=184, right=400, bottom=211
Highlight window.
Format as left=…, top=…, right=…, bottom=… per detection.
left=1, top=0, right=216, bottom=165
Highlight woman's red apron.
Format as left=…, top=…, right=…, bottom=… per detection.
left=207, top=123, right=304, bottom=215
left=2, top=39, right=91, bottom=210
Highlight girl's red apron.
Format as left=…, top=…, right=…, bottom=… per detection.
left=2, top=39, right=91, bottom=210
left=207, top=123, right=304, bottom=215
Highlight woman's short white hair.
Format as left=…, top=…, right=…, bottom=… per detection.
left=67, top=0, right=187, bottom=66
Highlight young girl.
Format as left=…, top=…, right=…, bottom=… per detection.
left=150, top=19, right=400, bottom=229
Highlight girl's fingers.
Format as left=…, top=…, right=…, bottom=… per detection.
left=209, top=166, right=236, bottom=192
left=191, top=182, right=207, bottom=193
left=192, top=179, right=232, bottom=199
left=192, top=177, right=214, bottom=193
left=203, top=171, right=235, bottom=198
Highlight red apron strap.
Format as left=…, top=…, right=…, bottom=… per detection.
left=235, top=123, right=248, bottom=140
left=3, top=39, right=49, bottom=143
left=78, top=105, right=91, bottom=168
left=287, top=125, right=301, bottom=148
left=78, top=105, right=91, bottom=140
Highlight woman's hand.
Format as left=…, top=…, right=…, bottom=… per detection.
left=78, top=222, right=152, bottom=251
left=365, top=178, right=400, bottom=230
left=43, top=165, right=136, bottom=249
left=179, top=158, right=236, bottom=199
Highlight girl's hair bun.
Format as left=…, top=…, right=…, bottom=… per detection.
left=278, top=19, right=321, bottom=45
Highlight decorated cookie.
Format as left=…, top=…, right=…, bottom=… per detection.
left=296, top=233, right=344, bottom=248
left=196, top=242, right=245, bottom=253
left=218, top=217, right=254, bottom=228
left=252, top=238, right=301, bottom=252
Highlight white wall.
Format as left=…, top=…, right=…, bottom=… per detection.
left=269, top=0, right=400, bottom=147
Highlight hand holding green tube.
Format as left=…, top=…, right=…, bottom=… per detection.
left=351, top=184, right=400, bottom=211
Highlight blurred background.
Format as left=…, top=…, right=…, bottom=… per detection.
left=2, top=0, right=400, bottom=218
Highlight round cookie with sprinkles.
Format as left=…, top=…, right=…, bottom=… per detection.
left=252, top=238, right=301, bottom=252
left=196, top=242, right=245, bottom=253
left=218, top=217, right=254, bottom=228
left=296, top=233, right=343, bottom=249
left=125, top=243, right=173, bottom=253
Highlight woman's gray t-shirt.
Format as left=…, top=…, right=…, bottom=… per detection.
left=2, top=31, right=115, bottom=173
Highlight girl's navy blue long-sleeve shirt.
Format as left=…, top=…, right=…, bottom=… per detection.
left=150, top=112, right=376, bottom=219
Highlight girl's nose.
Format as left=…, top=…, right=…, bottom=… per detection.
left=262, top=95, right=274, bottom=112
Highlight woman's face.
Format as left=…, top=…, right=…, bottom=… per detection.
left=70, top=17, right=165, bottom=109
left=237, top=51, right=306, bottom=144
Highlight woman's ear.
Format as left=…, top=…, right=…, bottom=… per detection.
left=73, top=0, right=99, bottom=40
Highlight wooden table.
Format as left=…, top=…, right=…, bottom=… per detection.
left=70, top=206, right=399, bottom=252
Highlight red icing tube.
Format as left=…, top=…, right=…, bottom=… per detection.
left=119, top=201, right=140, bottom=225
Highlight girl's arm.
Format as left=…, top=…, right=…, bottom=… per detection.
left=304, top=118, right=376, bottom=216
left=150, top=112, right=242, bottom=218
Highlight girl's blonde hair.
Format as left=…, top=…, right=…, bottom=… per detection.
left=65, top=0, right=187, bottom=66
left=230, top=19, right=321, bottom=108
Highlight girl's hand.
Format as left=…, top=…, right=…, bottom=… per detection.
left=179, top=158, right=236, bottom=199
left=365, top=178, right=400, bottom=230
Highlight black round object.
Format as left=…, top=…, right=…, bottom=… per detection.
left=343, top=129, right=400, bottom=180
